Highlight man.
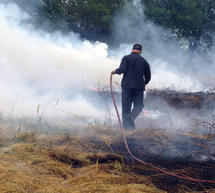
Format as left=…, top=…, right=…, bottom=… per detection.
left=112, top=44, right=151, bottom=130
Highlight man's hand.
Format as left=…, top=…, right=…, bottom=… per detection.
left=144, top=81, right=147, bottom=91
left=111, top=70, right=116, bottom=75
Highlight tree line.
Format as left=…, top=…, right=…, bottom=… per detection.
left=143, top=0, right=215, bottom=51
left=10, top=0, right=215, bottom=51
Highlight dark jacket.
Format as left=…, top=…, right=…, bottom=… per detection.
left=115, top=52, right=151, bottom=90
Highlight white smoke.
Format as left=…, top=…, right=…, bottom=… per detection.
left=0, top=3, right=120, bottom=121
left=113, top=0, right=215, bottom=91
left=0, top=1, right=214, bottom=126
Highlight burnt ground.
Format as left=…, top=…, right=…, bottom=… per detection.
left=2, top=89, right=215, bottom=192
left=145, top=89, right=215, bottom=110
left=49, top=89, right=215, bottom=192
left=84, top=88, right=215, bottom=110
left=65, top=89, right=215, bottom=192
left=66, top=132, right=215, bottom=193
left=113, top=136, right=215, bottom=192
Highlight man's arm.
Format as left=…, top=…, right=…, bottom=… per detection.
left=113, top=56, right=128, bottom=75
left=144, top=60, right=151, bottom=85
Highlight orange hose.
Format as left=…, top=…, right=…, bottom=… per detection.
left=110, top=73, right=215, bottom=183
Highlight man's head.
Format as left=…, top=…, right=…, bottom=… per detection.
left=132, top=44, right=142, bottom=54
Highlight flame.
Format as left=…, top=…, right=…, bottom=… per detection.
left=92, top=87, right=100, bottom=93
left=143, top=110, right=151, bottom=117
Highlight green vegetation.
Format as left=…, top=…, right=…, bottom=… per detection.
left=9, top=0, right=215, bottom=50
left=142, top=0, right=215, bottom=50
left=31, top=0, right=123, bottom=41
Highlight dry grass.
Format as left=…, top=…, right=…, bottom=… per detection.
left=0, top=132, right=165, bottom=193
left=1, top=114, right=215, bottom=193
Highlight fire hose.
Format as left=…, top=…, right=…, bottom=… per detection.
left=110, top=73, right=215, bottom=184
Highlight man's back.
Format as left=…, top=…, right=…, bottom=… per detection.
left=115, top=52, right=151, bottom=90
left=112, top=44, right=151, bottom=130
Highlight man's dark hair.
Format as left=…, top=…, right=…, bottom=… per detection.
left=133, top=44, right=142, bottom=51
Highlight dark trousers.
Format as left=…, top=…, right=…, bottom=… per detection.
left=122, top=88, right=144, bottom=130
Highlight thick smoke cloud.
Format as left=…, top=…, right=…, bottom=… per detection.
left=0, top=1, right=215, bottom=127
left=0, top=3, right=119, bottom=121
left=113, top=0, right=215, bottom=91
left=0, top=0, right=215, bottom=161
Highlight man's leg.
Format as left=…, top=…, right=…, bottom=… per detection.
left=131, top=89, right=144, bottom=122
left=122, top=89, right=134, bottom=130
